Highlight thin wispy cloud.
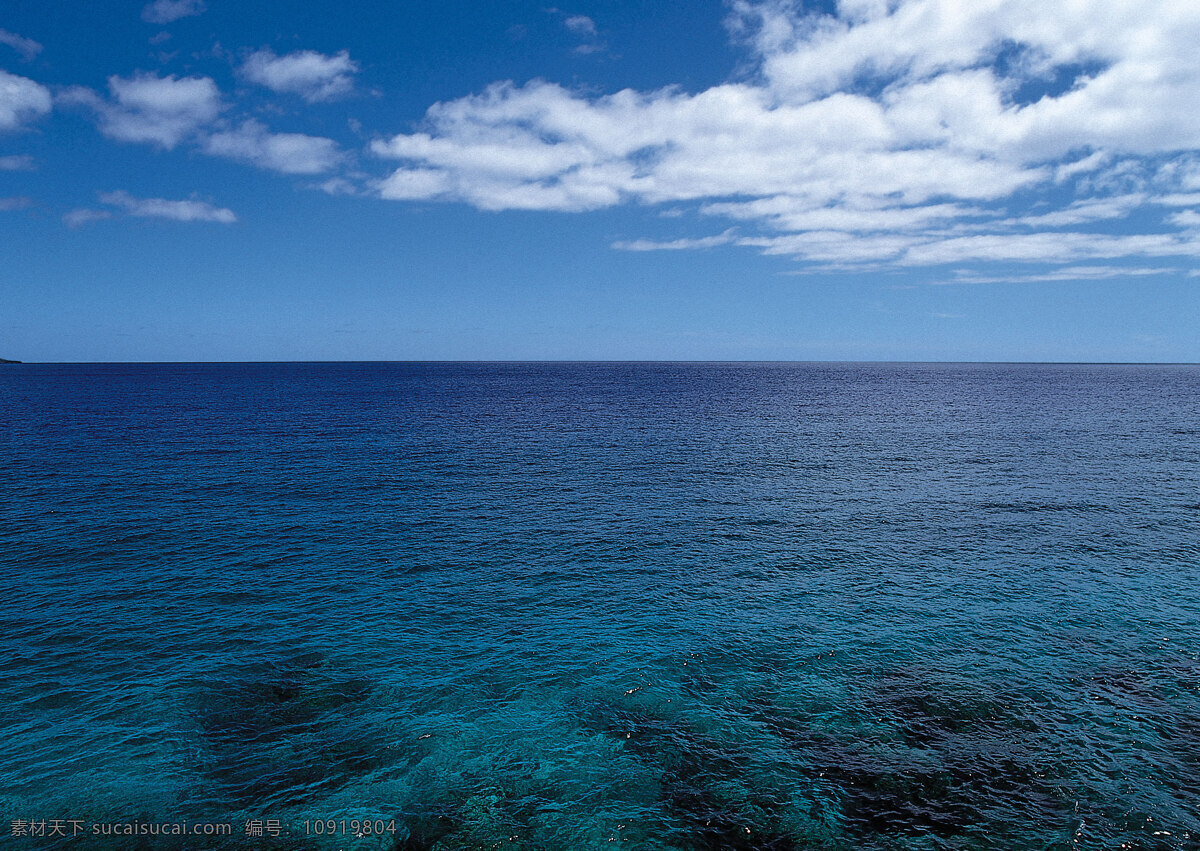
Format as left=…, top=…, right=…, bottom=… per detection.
left=998, top=196, right=1147, bottom=229
left=240, top=49, right=359, bottom=102
left=612, top=230, right=737, bottom=251
left=314, top=176, right=363, bottom=196
left=951, top=266, right=1180, bottom=284
left=0, top=28, right=42, bottom=61
left=1166, top=210, right=1200, bottom=229
left=141, top=0, right=206, bottom=25
left=371, top=0, right=1200, bottom=273
left=545, top=8, right=605, bottom=55
left=63, top=208, right=114, bottom=228
left=563, top=15, right=597, bottom=37
left=98, top=190, right=236, bottom=223
left=0, top=154, right=35, bottom=171
left=1156, top=193, right=1200, bottom=207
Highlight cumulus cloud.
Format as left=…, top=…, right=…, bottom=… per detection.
left=60, top=73, right=344, bottom=177
left=371, top=78, right=1039, bottom=212
left=0, top=195, right=32, bottom=211
left=0, top=28, right=42, bottom=61
left=62, top=72, right=222, bottom=149
left=372, top=0, right=1200, bottom=271
left=0, top=70, right=52, bottom=131
left=241, top=49, right=358, bottom=102
left=98, top=190, right=236, bottom=223
left=203, top=119, right=341, bottom=174
left=141, top=0, right=206, bottom=25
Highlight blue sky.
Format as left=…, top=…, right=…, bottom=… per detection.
left=2, top=0, right=1199, bottom=362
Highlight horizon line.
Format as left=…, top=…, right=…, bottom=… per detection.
left=8, top=359, right=1200, bottom=366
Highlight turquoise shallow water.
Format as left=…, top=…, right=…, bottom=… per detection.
left=2, top=362, right=1199, bottom=850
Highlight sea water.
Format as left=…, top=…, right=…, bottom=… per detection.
left=1, top=362, right=1198, bottom=850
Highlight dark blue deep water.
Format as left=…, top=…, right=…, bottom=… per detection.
left=2, top=362, right=1199, bottom=850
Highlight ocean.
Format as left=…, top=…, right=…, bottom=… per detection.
left=2, top=362, right=1198, bottom=850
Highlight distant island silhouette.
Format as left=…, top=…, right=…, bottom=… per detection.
left=0, top=358, right=21, bottom=364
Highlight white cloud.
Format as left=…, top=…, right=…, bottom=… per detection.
left=203, top=119, right=341, bottom=174
left=314, top=176, right=362, bottom=196
left=62, top=72, right=222, bottom=149
left=62, top=73, right=343, bottom=175
left=98, top=190, right=236, bottom=223
left=0, top=70, right=52, bottom=131
left=372, top=78, right=1041, bottom=212
left=952, top=265, right=1181, bottom=284
left=241, top=49, right=358, bottom=102
left=613, top=230, right=737, bottom=251
left=0, top=196, right=32, bottom=211
left=1168, top=209, right=1200, bottom=229
left=63, top=208, right=113, bottom=228
left=141, top=0, right=206, bottom=25
left=1001, top=194, right=1146, bottom=228
left=371, top=0, right=1200, bottom=271
left=546, top=9, right=604, bottom=54
left=703, top=197, right=988, bottom=233
left=0, top=28, right=42, bottom=61
left=897, top=232, right=1200, bottom=266
left=1155, top=193, right=1200, bottom=207
left=0, top=154, right=35, bottom=171
left=1055, top=151, right=1110, bottom=183
left=728, top=228, right=1200, bottom=267
left=377, top=167, right=452, bottom=200
left=564, top=15, right=597, bottom=37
